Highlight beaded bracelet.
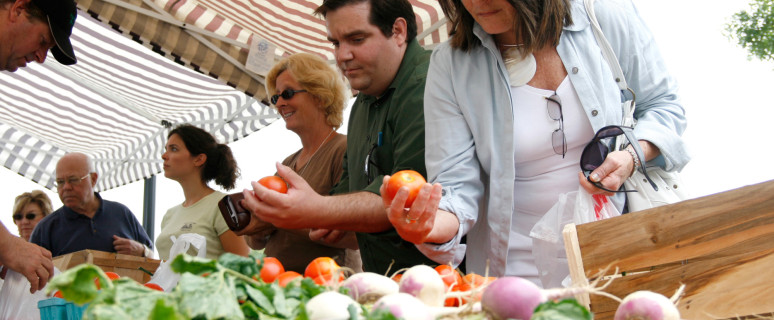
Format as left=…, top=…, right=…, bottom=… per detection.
left=625, top=145, right=641, bottom=177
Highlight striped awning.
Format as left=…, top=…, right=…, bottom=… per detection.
left=78, top=0, right=450, bottom=101
left=0, top=0, right=449, bottom=191
left=0, top=11, right=278, bottom=191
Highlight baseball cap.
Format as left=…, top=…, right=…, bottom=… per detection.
left=31, top=0, right=77, bottom=65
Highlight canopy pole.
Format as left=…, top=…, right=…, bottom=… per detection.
left=143, top=175, right=156, bottom=240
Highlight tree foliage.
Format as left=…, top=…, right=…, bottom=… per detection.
left=726, top=0, right=774, bottom=61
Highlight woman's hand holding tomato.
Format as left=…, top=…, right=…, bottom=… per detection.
left=235, top=162, right=324, bottom=235
left=379, top=171, right=443, bottom=244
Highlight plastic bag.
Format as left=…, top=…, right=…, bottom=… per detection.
left=530, top=186, right=620, bottom=288
left=147, top=233, right=206, bottom=291
left=0, top=267, right=61, bottom=320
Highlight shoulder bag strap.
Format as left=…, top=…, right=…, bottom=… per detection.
left=584, top=0, right=636, bottom=130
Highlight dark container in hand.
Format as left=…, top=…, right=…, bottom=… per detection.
left=218, top=193, right=250, bottom=231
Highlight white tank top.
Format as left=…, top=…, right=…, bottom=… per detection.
left=506, top=77, right=595, bottom=284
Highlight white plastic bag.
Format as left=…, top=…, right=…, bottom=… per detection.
left=147, top=233, right=206, bottom=291
left=530, top=187, right=620, bottom=288
left=0, top=267, right=61, bottom=320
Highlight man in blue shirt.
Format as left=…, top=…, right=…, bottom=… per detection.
left=30, top=153, right=153, bottom=257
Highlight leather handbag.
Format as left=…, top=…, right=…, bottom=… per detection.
left=584, top=0, right=689, bottom=211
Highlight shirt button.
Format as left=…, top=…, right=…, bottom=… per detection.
left=591, top=110, right=599, bottom=116
left=572, top=67, right=579, bottom=74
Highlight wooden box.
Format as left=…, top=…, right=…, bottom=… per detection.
left=563, top=180, right=774, bottom=319
left=53, top=249, right=160, bottom=283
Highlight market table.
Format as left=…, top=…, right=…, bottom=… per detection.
left=563, top=179, right=774, bottom=319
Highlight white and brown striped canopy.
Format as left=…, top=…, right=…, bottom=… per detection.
left=0, top=0, right=450, bottom=191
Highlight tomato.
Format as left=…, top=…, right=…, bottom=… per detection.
left=444, top=284, right=462, bottom=307
left=385, top=170, right=426, bottom=208
left=258, top=176, right=288, bottom=193
left=434, top=265, right=462, bottom=289
left=53, top=290, right=64, bottom=299
left=458, top=273, right=496, bottom=303
left=304, top=257, right=340, bottom=280
left=143, top=283, right=164, bottom=291
left=276, top=271, right=302, bottom=287
left=260, top=257, right=285, bottom=283
left=95, top=271, right=121, bottom=289
left=312, top=272, right=343, bottom=286
left=391, top=273, right=403, bottom=283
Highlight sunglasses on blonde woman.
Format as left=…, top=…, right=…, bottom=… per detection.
left=13, top=213, right=38, bottom=220
left=271, top=89, right=307, bottom=105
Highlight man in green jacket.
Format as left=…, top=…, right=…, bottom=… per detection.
left=238, top=0, right=450, bottom=274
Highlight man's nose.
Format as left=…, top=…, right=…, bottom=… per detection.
left=33, top=48, right=47, bottom=63
left=335, top=45, right=353, bottom=63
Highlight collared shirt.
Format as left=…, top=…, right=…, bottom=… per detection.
left=30, top=193, right=153, bottom=257
left=421, top=0, right=690, bottom=276
left=331, top=39, right=438, bottom=274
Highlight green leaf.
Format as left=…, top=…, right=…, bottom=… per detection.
left=244, top=284, right=275, bottom=315
left=532, top=299, right=593, bottom=320
left=170, top=253, right=220, bottom=275
left=271, top=283, right=290, bottom=318
left=240, top=300, right=262, bottom=319
left=46, top=264, right=109, bottom=305
left=104, top=279, right=170, bottom=319
left=149, top=299, right=187, bottom=320
left=219, top=252, right=261, bottom=278
left=82, top=304, right=132, bottom=320
left=364, top=306, right=400, bottom=320
left=175, top=272, right=244, bottom=319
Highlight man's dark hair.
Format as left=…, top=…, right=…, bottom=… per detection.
left=0, top=0, right=45, bottom=22
left=314, top=0, right=418, bottom=43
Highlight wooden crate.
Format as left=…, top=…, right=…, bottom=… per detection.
left=563, top=180, right=774, bottom=320
left=53, top=249, right=160, bottom=283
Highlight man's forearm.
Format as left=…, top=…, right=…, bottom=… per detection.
left=316, top=191, right=392, bottom=233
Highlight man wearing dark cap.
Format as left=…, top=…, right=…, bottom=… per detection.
left=0, top=0, right=77, bottom=293
left=0, top=0, right=77, bottom=72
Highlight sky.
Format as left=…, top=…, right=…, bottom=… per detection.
left=0, top=0, right=773, bottom=258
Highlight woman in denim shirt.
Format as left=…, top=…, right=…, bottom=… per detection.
left=379, top=0, right=689, bottom=284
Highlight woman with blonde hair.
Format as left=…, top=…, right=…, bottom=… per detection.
left=12, top=190, right=53, bottom=241
left=246, top=52, right=361, bottom=273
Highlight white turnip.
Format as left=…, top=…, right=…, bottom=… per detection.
left=398, top=265, right=446, bottom=307
left=341, top=272, right=399, bottom=303
left=480, top=276, right=621, bottom=320
left=305, top=291, right=360, bottom=320
left=480, top=277, right=545, bottom=320
left=373, top=292, right=433, bottom=320
left=614, top=285, right=684, bottom=320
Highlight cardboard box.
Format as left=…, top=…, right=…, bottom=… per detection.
left=563, top=180, right=774, bottom=319
left=53, top=250, right=160, bottom=283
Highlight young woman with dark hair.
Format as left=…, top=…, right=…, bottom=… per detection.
left=156, top=124, right=250, bottom=260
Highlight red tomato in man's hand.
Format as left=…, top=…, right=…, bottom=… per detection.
left=258, top=176, right=288, bottom=193
left=385, top=170, right=426, bottom=208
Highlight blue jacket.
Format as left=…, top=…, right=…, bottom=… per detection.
left=419, top=0, right=689, bottom=276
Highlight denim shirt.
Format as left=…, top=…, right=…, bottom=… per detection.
left=419, top=0, right=689, bottom=276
